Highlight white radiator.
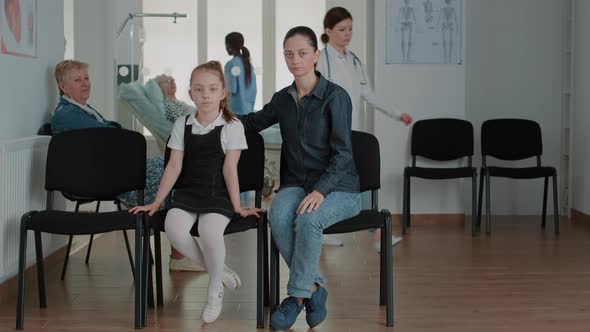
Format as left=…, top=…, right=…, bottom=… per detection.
left=0, top=136, right=64, bottom=283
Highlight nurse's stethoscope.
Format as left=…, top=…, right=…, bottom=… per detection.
left=323, top=46, right=368, bottom=85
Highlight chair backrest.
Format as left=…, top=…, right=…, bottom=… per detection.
left=164, top=131, right=265, bottom=193
left=45, top=128, right=146, bottom=199
left=279, top=130, right=380, bottom=193
left=352, top=130, right=381, bottom=192
left=481, top=119, right=542, bottom=160
left=38, top=123, right=52, bottom=136
left=411, top=118, right=474, bottom=161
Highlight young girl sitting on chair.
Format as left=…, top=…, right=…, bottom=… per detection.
left=130, top=61, right=264, bottom=323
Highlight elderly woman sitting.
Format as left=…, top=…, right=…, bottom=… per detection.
left=52, top=60, right=121, bottom=134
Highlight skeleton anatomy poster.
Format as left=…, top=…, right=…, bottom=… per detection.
left=386, top=0, right=462, bottom=64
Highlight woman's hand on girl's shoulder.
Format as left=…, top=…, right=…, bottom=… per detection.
left=236, top=208, right=266, bottom=218
left=129, top=203, right=160, bottom=216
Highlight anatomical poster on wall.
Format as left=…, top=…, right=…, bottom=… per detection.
left=0, top=0, right=37, bottom=58
left=386, top=0, right=461, bottom=64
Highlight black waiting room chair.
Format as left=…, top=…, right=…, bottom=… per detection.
left=16, top=128, right=149, bottom=329
left=402, top=118, right=478, bottom=235
left=147, top=131, right=269, bottom=328
left=36, top=123, right=136, bottom=280
left=270, top=130, right=394, bottom=326
left=477, top=119, right=559, bottom=235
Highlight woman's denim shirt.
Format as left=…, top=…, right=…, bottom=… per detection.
left=239, top=73, right=359, bottom=196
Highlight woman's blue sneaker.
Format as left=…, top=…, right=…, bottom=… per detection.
left=305, top=285, right=328, bottom=328
left=270, top=296, right=303, bottom=330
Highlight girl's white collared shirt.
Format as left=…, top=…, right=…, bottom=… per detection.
left=167, top=111, right=248, bottom=153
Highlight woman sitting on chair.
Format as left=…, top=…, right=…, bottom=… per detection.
left=51, top=60, right=121, bottom=134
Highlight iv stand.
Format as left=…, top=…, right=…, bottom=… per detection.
left=114, top=12, right=187, bottom=131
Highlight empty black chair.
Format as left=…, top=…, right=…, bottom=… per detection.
left=403, top=119, right=477, bottom=235
left=148, top=131, right=269, bottom=328
left=269, top=130, right=394, bottom=326
left=477, top=119, right=559, bottom=234
left=16, top=128, right=149, bottom=329
left=35, top=123, right=136, bottom=280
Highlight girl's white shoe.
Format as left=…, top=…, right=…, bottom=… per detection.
left=221, top=265, right=242, bottom=289
left=202, top=289, right=224, bottom=323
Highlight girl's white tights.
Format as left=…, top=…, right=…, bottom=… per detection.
left=164, top=208, right=230, bottom=297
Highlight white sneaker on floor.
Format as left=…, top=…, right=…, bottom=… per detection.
left=222, top=265, right=242, bottom=289
left=322, top=234, right=344, bottom=246
left=201, top=289, right=224, bottom=323
left=374, top=235, right=403, bottom=252
left=169, top=256, right=206, bottom=272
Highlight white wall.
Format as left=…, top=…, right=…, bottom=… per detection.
left=73, top=0, right=141, bottom=124
left=573, top=0, right=590, bottom=214
left=0, top=0, right=64, bottom=140
left=466, top=0, right=564, bottom=215
left=373, top=0, right=564, bottom=215
left=0, top=0, right=65, bottom=282
left=374, top=0, right=466, bottom=214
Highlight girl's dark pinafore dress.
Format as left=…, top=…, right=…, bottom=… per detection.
left=169, top=118, right=235, bottom=219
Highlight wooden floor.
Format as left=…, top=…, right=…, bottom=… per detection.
left=1, top=216, right=590, bottom=331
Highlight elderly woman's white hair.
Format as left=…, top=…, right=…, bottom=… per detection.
left=54, top=60, right=88, bottom=96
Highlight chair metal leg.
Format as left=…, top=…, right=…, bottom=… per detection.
left=552, top=174, right=560, bottom=235
left=402, top=173, right=409, bottom=234
left=263, top=218, right=270, bottom=308
left=116, top=201, right=136, bottom=280
left=147, top=252, right=154, bottom=309
left=541, top=176, right=548, bottom=229
left=60, top=235, right=73, bottom=281
left=384, top=211, right=394, bottom=327
left=143, top=217, right=151, bottom=325
left=85, top=201, right=101, bottom=264
left=34, top=231, right=46, bottom=308
left=16, top=215, right=29, bottom=330
left=134, top=216, right=143, bottom=329
left=405, top=175, right=412, bottom=229
left=154, top=230, right=164, bottom=307
left=256, top=217, right=264, bottom=328
left=477, top=168, right=485, bottom=227
left=379, top=224, right=386, bottom=306
left=85, top=234, right=94, bottom=264
left=472, top=172, right=477, bottom=237
left=269, top=237, right=280, bottom=313
left=61, top=201, right=82, bottom=280
left=123, top=230, right=135, bottom=280
left=485, top=171, right=492, bottom=235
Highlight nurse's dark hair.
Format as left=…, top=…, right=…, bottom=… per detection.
left=283, top=26, right=318, bottom=51
left=189, top=61, right=237, bottom=123
left=321, top=7, right=353, bottom=44
left=225, top=32, right=253, bottom=88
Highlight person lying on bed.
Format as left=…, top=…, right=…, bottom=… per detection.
left=156, top=74, right=195, bottom=123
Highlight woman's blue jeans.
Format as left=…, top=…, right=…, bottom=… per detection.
left=268, top=187, right=361, bottom=298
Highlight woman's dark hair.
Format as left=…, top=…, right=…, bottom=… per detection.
left=225, top=32, right=253, bottom=87
left=321, top=7, right=353, bottom=44
left=283, top=26, right=318, bottom=51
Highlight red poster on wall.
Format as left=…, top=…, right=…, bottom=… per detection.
left=0, top=0, right=37, bottom=58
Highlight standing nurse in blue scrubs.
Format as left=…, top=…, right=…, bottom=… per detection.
left=225, top=32, right=257, bottom=202
left=224, top=32, right=257, bottom=116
